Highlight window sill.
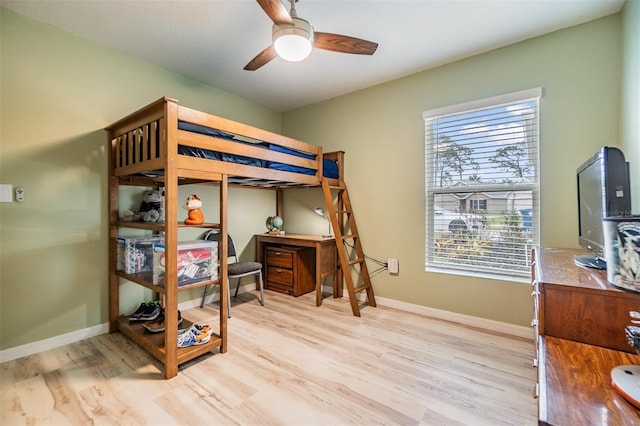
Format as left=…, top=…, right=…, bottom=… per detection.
left=425, top=265, right=530, bottom=284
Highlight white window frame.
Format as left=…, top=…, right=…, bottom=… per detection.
left=423, top=88, right=541, bottom=281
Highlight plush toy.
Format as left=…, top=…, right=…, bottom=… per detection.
left=121, top=189, right=165, bottom=223
left=183, top=194, right=205, bottom=225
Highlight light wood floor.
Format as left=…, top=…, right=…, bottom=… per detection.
left=1, top=291, right=537, bottom=425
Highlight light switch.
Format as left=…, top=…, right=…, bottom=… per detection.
left=0, top=184, right=13, bottom=202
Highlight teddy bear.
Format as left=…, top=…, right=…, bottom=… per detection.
left=121, top=189, right=165, bottom=223
left=183, top=193, right=205, bottom=225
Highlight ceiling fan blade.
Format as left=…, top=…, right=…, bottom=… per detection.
left=256, top=0, right=293, bottom=25
left=244, top=45, right=277, bottom=71
left=314, top=32, right=378, bottom=55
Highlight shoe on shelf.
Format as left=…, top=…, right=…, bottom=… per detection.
left=177, top=325, right=211, bottom=348
left=143, top=310, right=183, bottom=333
left=177, top=323, right=213, bottom=347
left=178, top=323, right=212, bottom=338
left=128, top=302, right=150, bottom=321
left=129, top=301, right=161, bottom=322
left=137, top=304, right=161, bottom=321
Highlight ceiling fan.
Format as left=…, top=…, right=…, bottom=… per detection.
left=244, top=0, right=378, bottom=71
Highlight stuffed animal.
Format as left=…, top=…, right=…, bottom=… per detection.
left=121, top=189, right=165, bottom=223
left=183, top=194, right=205, bottom=225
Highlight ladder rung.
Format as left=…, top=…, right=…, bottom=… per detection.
left=348, top=258, right=365, bottom=266
left=341, top=234, right=358, bottom=240
left=336, top=210, right=351, bottom=215
left=354, top=284, right=370, bottom=293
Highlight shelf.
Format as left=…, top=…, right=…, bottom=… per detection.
left=116, top=316, right=222, bottom=366
left=115, top=221, right=220, bottom=231
left=116, top=271, right=219, bottom=293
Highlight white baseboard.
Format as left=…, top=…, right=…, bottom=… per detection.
left=374, top=296, right=533, bottom=340
left=0, top=323, right=110, bottom=364
left=0, top=283, right=530, bottom=363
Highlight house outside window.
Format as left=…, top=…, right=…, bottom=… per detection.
left=424, top=88, right=541, bottom=280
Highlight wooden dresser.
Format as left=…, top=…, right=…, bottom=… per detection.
left=532, top=247, right=640, bottom=425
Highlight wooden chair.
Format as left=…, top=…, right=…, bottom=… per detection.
left=200, top=231, right=264, bottom=317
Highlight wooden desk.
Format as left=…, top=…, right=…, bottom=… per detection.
left=538, top=336, right=640, bottom=426
left=256, top=234, right=341, bottom=306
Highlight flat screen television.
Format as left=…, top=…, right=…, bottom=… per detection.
left=575, top=146, right=632, bottom=269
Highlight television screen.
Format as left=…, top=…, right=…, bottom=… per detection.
left=575, top=147, right=631, bottom=269
left=577, top=160, right=606, bottom=256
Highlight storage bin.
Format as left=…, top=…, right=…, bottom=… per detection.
left=603, top=215, right=640, bottom=294
left=117, top=236, right=164, bottom=274
left=153, top=240, right=218, bottom=286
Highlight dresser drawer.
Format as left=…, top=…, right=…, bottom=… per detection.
left=267, top=267, right=294, bottom=286
left=266, top=248, right=294, bottom=269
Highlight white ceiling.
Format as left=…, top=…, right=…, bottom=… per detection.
left=2, top=0, right=625, bottom=112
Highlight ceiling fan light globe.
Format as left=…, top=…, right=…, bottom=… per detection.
left=274, top=34, right=312, bottom=61
left=272, top=18, right=313, bottom=62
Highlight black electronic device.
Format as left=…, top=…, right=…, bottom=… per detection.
left=575, top=146, right=632, bottom=269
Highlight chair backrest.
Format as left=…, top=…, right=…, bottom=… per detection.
left=202, top=230, right=239, bottom=262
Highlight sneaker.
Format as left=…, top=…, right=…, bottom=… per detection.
left=178, top=323, right=212, bottom=338
left=177, top=323, right=213, bottom=346
left=137, top=304, right=161, bottom=321
left=143, top=310, right=183, bottom=333
left=129, top=301, right=161, bottom=322
left=128, top=302, right=149, bottom=321
left=177, top=327, right=211, bottom=348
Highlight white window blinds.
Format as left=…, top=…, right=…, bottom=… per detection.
left=424, top=88, right=541, bottom=279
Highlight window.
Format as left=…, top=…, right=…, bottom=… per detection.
left=424, top=88, right=541, bottom=279
left=470, top=199, right=487, bottom=211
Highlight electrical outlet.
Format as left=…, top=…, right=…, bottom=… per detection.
left=15, top=187, right=25, bottom=202
left=388, top=258, right=399, bottom=274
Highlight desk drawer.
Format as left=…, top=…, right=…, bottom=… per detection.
left=266, top=248, right=294, bottom=269
left=267, top=267, right=294, bottom=286
left=259, top=242, right=319, bottom=297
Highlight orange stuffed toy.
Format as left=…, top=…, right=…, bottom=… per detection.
left=182, top=194, right=205, bottom=225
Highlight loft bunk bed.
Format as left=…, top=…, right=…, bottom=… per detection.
left=106, top=97, right=354, bottom=379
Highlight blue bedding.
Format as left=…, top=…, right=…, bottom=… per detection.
left=178, top=121, right=339, bottom=179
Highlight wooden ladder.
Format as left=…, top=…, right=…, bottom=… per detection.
left=321, top=179, right=376, bottom=317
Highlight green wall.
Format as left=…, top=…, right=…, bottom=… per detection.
left=282, top=14, right=629, bottom=327
left=621, top=0, right=640, bottom=211
left=0, top=9, right=281, bottom=350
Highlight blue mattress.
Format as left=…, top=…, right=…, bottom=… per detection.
left=178, top=121, right=339, bottom=179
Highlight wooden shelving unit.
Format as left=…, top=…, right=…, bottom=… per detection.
left=108, top=183, right=229, bottom=379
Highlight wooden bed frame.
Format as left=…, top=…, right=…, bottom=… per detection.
left=106, top=97, right=344, bottom=379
